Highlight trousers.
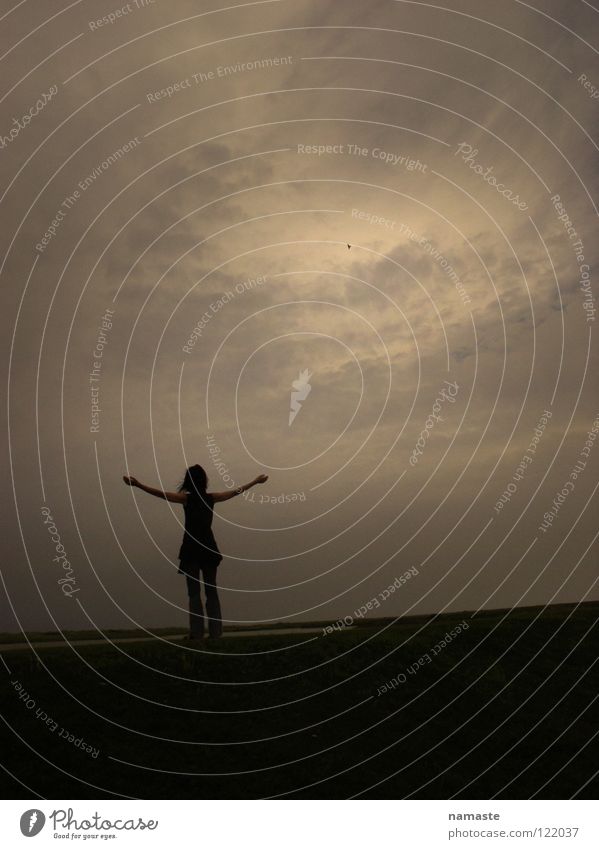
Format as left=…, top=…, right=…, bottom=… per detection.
left=182, top=561, right=222, bottom=638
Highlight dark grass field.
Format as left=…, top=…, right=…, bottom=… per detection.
left=1, top=602, right=597, bottom=799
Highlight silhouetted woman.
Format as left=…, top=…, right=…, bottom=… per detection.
left=123, top=465, right=268, bottom=639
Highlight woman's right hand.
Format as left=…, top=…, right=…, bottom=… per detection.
left=255, top=474, right=269, bottom=484
left=123, top=475, right=139, bottom=487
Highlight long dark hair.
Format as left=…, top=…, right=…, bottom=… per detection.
left=178, top=464, right=208, bottom=496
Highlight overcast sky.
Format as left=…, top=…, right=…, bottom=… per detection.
left=1, top=0, right=597, bottom=633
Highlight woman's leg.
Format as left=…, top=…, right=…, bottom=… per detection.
left=202, top=564, right=222, bottom=638
left=185, top=572, right=205, bottom=638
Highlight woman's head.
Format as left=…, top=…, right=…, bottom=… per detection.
left=179, top=464, right=208, bottom=495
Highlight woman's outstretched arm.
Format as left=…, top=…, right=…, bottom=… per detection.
left=211, top=474, right=268, bottom=503
left=123, top=476, right=187, bottom=504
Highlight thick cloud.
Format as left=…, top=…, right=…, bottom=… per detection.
left=1, top=0, right=597, bottom=633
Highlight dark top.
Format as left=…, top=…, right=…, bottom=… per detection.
left=177, top=490, right=222, bottom=570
